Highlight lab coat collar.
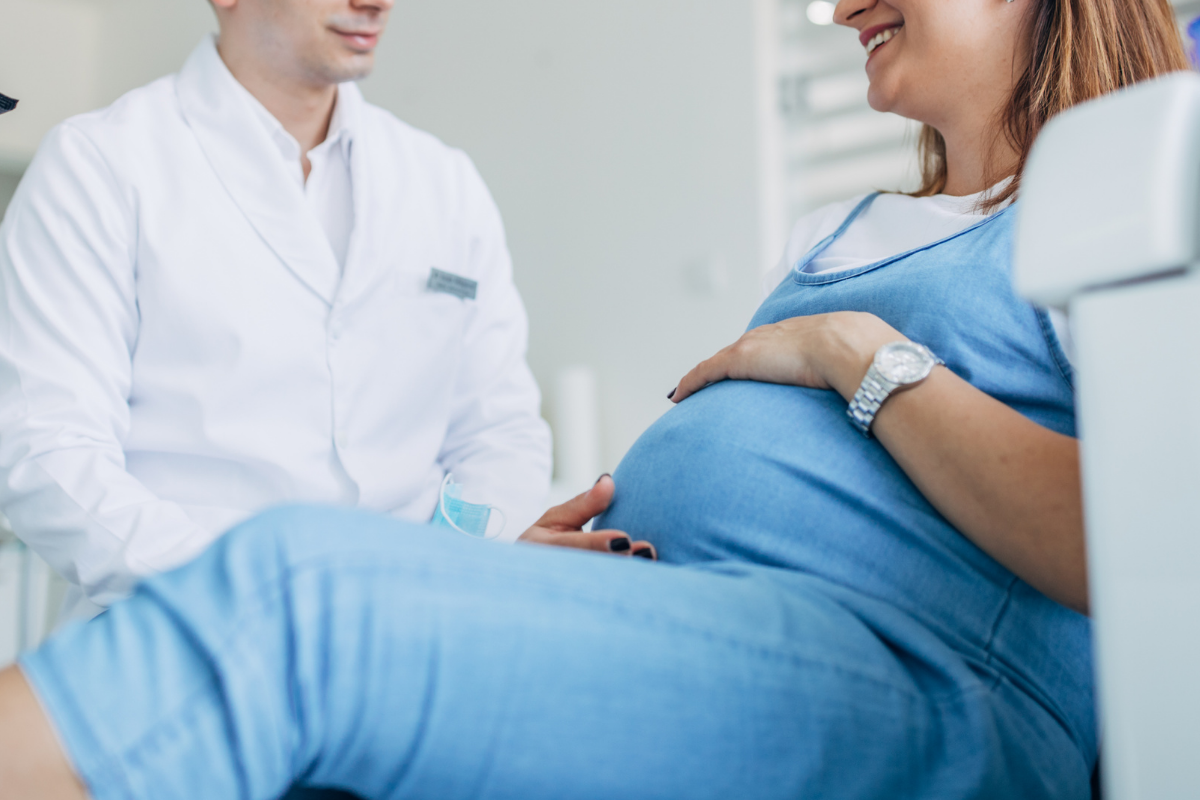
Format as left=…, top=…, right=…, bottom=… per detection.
left=241, top=78, right=359, bottom=178
left=175, top=36, right=345, bottom=306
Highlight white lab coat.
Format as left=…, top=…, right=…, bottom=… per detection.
left=0, top=38, right=552, bottom=615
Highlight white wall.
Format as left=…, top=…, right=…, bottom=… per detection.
left=90, top=2, right=218, bottom=108
left=366, top=1, right=766, bottom=469
left=0, top=0, right=102, bottom=167
left=0, top=0, right=769, bottom=473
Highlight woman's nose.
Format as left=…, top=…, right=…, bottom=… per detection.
left=834, top=0, right=876, bottom=27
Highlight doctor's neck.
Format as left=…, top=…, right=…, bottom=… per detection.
left=217, top=36, right=338, bottom=162
left=210, top=0, right=392, bottom=164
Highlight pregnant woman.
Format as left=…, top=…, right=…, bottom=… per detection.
left=0, top=0, right=1189, bottom=797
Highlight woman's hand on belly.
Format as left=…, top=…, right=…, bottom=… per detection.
left=669, top=311, right=903, bottom=404
left=518, top=475, right=658, bottom=559
left=668, top=311, right=1089, bottom=615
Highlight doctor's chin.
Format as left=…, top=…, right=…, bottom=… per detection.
left=0, top=0, right=1196, bottom=798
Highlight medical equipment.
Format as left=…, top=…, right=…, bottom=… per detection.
left=1014, top=70, right=1200, bottom=800
left=432, top=473, right=507, bottom=540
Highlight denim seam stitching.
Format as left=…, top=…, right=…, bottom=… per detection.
left=1034, top=307, right=1075, bottom=388
left=979, top=577, right=1017, bottom=691
left=108, top=584, right=282, bottom=798
left=791, top=206, right=1012, bottom=286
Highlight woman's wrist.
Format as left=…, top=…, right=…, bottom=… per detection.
left=823, top=313, right=906, bottom=402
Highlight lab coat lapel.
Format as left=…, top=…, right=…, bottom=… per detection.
left=335, top=88, right=433, bottom=301
left=339, top=83, right=373, bottom=289
left=175, top=38, right=340, bottom=306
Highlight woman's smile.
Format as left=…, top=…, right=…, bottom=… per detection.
left=861, top=22, right=904, bottom=56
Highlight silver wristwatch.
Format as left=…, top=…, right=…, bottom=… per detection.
left=847, top=341, right=944, bottom=437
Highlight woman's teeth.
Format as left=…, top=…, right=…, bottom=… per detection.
left=865, top=26, right=901, bottom=55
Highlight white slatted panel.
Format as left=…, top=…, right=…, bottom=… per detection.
left=776, top=0, right=1200, bottom=220
left=777, top=0, right=918, bottom=220
left=0, top=536, right=21, bottom=667
left=0, top=520, right=58, bottom=668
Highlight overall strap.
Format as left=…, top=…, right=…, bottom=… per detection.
left=795, top=193, right=880, bottom=273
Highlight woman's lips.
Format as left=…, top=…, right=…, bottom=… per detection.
left=859, top=23, right=903, bottom=56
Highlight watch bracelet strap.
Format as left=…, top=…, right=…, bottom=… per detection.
left=847, top=351, right=945, bottom=437
left=847, top=366, right=895, bottom=438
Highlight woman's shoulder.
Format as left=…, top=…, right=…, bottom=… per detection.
left=761, top=195, right=872, bottom=297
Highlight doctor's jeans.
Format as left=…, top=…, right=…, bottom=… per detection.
left=20, top=507, right=1087, bottom=800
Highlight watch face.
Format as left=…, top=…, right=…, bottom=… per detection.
left=875, top=341, right=935, bottom=385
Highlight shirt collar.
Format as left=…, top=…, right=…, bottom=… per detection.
left=320, top=89, right=356, bottom=160
left=226, top=67, right=358, bottom=167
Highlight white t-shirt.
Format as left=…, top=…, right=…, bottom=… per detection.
left=763, top=184, right=1075, bottom=365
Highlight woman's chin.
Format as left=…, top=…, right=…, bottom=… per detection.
left=865, top=85, right=895, bottom=114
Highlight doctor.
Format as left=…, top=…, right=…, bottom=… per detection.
left=0, top=0, right=553, bottom=618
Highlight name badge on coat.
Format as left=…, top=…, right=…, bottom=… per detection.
left=427, top=268, right=478, bottom=301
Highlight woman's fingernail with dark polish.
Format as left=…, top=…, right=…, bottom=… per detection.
left=594, top=473, right=612, bottom=486
left=667, top=388, right=677, bottom=400
left=633, top=547, right=656, bottom=560
left=609, top=537, right=632, bottom=553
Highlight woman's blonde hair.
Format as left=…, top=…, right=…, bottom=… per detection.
left=911, top=0, right=1191, bottom=210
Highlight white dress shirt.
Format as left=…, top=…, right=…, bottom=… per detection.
left=0, top=37, right=552, bottom=617
left=242, top=83, right=356, bottom=272
left=240, top=84, right=361, bottom=501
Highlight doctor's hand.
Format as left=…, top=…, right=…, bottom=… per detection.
left=518, top=475, right=657, bottom=559
left=669, top=312, right=905, bottom=404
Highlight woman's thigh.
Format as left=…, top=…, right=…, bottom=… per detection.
left=21, top=506, right=1077, bottom=800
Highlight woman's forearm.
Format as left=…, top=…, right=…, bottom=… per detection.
left=672, top=312, right=1090, bottom=614
left=868, top=368, right=1089, bottom=614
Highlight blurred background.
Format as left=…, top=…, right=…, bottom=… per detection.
left=0, top=0, right=1198, bottom=662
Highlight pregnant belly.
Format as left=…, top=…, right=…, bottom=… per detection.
left=595, top=380, right=1015, bottom=644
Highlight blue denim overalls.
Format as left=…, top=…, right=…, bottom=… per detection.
left=600, top=193, right=1094, bottom=792
left=21, top=196, right=1094, bottom=800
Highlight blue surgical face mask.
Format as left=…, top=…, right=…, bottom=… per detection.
left=432, top=473, right=506, bottom=540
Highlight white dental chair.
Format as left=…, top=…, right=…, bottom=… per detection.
left=1015, top=70, right=1200, bottom=800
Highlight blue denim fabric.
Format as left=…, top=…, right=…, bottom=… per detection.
left=23, top=506, right=1089, bottom=800
left=19, top=198, right=1094, bottom=799
left=598, top=197, right=1093, bottom=778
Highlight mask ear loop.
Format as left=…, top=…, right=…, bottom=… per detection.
left=482, top=507, right=507, bottom=541
left=439, top=472, right=507, bottom=541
